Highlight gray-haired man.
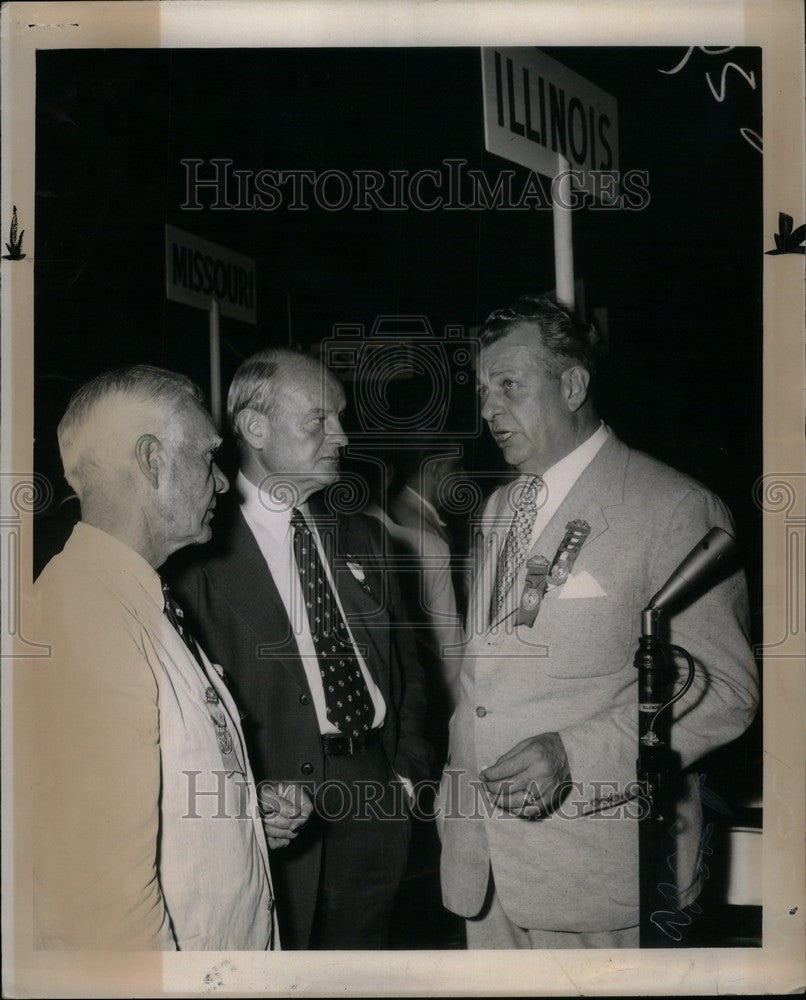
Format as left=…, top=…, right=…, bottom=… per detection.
left=171, top=348, right=431, bottom=950
left=24, top=365, right=278, bottom=950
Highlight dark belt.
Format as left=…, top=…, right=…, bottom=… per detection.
left=321, top=726, right=383, bottom=757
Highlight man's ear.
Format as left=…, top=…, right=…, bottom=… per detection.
left=236, top=408, right=270, bottom=449
left=562, top=365, right=591, bottom=413
left=134, top=434, right=163, bottom=489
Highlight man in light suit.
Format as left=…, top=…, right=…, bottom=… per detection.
left=171, top=348, right=431, bottom=950
left=24, top=366, right=277, bottom=950
left=438, top=295, right=759, bottom=948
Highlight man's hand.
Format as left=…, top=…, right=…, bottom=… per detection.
left=479, top=732, right=572, bottom=819
left=259, top=781, right=314, bottom=849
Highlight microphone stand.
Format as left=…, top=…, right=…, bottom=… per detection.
left=635, top=527, right=738, bottom=947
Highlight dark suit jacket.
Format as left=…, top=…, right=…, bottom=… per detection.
left=169, top=493, right=431, bottom=949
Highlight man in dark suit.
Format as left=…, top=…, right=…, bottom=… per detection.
left=171, top=348, right=431, bottom=950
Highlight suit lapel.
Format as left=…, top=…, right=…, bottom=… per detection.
left=480, top=434, right=630, bottom=631
left=204, top=505, right=306, bottom=668
left=529, top=433, right=629, bottom=559
left=326, top=509, right=389, bottom=695
left=466, top=487, right=512, bottom=637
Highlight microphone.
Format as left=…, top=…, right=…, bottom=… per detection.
left=642, top=527, right=738, bottom=635
left=635, top=525, right=740, bottom=946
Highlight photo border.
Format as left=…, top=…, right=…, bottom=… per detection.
left=2, top=1, right=803, bottom=995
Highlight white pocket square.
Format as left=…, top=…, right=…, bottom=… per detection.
left=558, top=569, right=607, bottom=599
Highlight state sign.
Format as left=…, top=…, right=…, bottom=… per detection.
left=165, top=225, right=256, bottom=324
left=481, top=48, right=619, bottom=204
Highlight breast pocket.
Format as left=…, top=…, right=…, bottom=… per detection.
left=535, top=590, right=637, bottom=679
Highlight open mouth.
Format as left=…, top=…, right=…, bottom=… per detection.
left=493, top=431, right=514, bottom=445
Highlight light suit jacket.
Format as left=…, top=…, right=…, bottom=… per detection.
left=439, top=434, right=759, bottom=932
left=24, top=523, right=276, bottom=951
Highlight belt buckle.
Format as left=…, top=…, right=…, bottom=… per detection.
left=346, top=735, right=355, bottom=755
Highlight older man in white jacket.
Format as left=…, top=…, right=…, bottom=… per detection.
left=24, top=365, right=285, bottom=950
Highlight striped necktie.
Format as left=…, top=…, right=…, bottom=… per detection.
left=489, top=475, right=543, bottom=623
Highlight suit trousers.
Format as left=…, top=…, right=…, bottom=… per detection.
left=309, top=742, right=412, bottom=949
left=466, top=871, right=639, bottom=949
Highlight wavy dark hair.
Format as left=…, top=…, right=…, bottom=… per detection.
left=479, top=294, right=602, bottom=381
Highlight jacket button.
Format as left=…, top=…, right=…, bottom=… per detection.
left=299, top=693, right=310, bottom=706
left=476, top=706, right=487, bottom=718
left=301, top=762, right=314, bottom=775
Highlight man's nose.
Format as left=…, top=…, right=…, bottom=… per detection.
left=480, top=393, right=499, bottom=424
left=212, top=462, right=229, bottom=494
left=327, top=417, right=349, bottom=448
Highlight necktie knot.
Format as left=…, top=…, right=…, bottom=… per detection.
left=517, top=475, right=543, bottom=512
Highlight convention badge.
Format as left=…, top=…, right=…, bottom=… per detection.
left=514, top=555, right=550, bottom=627
left=346, top=552, right=375, bottom=599
left=548, top=519, right=591, bottom=586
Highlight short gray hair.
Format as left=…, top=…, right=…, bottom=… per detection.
left=227, top=347, right=318, bottom=438
left=57, top=365, right=204, bottom=498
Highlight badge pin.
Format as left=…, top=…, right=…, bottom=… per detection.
left=214, top=721, right=234, bottom=755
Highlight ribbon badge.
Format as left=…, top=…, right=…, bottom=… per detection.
left=514, top=519, right=591, bottom=628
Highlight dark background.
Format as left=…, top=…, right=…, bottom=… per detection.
left=33, top=46, right=763, bottom=946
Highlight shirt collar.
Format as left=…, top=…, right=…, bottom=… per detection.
left=237, top=470, right=297, bottom=538
left=69, top=521, right=164, bottom=609
left=541, top=421, right=609, bottom=496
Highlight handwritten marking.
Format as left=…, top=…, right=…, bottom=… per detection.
left=706, top=62, right=757, bottom=103
left=658, top=46, right=734, bottom=76
left=658, top=46, right=761, bottom=155
left=650, top=820, right=714, bottom=942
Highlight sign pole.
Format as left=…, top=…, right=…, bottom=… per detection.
left=481, top=47, right=618, bottom=314
left=209, top=297, right=221, bottom=429
left=553, top=154, right=575, bottom=310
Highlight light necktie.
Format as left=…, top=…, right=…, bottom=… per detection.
left=290, top=508, right=374, bottom=739
left=161, top=579, right=241, bottom=766
left=489, top=475, right=543, bottom=623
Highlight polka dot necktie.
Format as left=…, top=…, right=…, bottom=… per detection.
left=489, top=475, right=543, bottom=623
left=290, top=508, right=374, bottom=738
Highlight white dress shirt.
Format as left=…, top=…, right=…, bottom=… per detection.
left=238, top=472, right=386, bottom=734
left=529, top=421, right=610, bottom=546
